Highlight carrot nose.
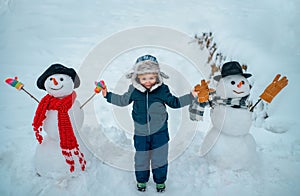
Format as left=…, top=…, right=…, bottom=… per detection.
left=52, top=78, right=58, bottom=85
left=237, top=81, right=243, bottom=88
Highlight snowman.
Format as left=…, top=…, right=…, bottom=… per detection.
left=192, top=61, right=288, bottom=170
left=32, top=63, right=87, bottom=178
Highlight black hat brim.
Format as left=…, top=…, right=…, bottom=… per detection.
left=213, top=73, right=252, bottom=81
left=37, top=64, right=80, bottom=90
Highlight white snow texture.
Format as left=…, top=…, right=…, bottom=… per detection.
left=1, top=0, right=299, bottom=196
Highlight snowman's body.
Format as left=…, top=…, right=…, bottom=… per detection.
left=34, top=72, right=86, bottom=178
left=200, top=74, right=258, bottom=170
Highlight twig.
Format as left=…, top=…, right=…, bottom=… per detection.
left=249, top=99, right=261, bottom=112
left=22, top=87, right=39, bottom=103
left=80, top=93, right=96, bottom=109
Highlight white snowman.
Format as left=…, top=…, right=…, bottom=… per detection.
left=197, top=61, right=287, bottom=170
left=32, top=64, right=87, bottom=178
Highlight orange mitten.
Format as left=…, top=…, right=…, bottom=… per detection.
left=194, top=80, right=210, bottom=103
left=260, top=74, right=288, bottom=103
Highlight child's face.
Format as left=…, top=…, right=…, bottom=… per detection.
left=138, top=73, right=158, bottom=89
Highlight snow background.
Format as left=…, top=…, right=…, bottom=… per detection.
left=0, top=0, right=299, bottom=195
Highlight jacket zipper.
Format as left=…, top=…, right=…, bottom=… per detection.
left=146, top=91, right=150, bottom=135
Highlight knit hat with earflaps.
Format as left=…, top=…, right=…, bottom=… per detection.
left=126, top=55, right=169, bottom=92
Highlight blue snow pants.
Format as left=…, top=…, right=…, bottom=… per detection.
left=133, top=129, right=169, bottom=184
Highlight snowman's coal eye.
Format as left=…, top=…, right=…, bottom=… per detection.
left=50, top=78, right=53, bottom=81
left=231, top=81, right=235, bottom=85
left=242, top=81, right=245, bottom=84
left=60, top=78, right=64, bottom=81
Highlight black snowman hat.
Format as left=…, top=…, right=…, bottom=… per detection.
left=37, top=63, right=80, bottom=90
left=213, top=61, right=252, bottom=81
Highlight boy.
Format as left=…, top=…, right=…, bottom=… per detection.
left=102, top=55, right=197, bottom=192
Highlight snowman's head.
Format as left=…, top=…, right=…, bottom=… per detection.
left=44, top=74, right=75, bottom=98
left=214, top=61, right=252, bottom=98
left=37, top=64, right=80, bottom=97
left=216, top=74, right=251, bottom=98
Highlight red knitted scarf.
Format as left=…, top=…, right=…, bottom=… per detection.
left=32, top=91, right=86, bottom=172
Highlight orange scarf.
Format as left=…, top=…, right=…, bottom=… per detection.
left=32, top=91, right=86, bottom=172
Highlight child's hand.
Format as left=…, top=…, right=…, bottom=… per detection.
left=102, top=86, right=107, bottom=97
left=191, top=88, right=198, bottom=98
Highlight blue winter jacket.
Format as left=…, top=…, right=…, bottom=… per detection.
left=105, top=83, right=193, bottom=136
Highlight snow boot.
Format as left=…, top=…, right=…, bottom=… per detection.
left=137, top=182, right=147, bottom=192
left=156, top=183, right=166, bottom=192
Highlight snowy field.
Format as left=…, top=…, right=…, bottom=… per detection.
left=1, top=0, right=300, bottom=195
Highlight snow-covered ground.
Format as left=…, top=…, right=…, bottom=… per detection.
left=1, top=0, right=299, bottom=195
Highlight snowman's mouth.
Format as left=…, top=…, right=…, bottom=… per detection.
left=233, top=90, right=244, bottom=94
left=50, top=86, right=63, bottom=90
